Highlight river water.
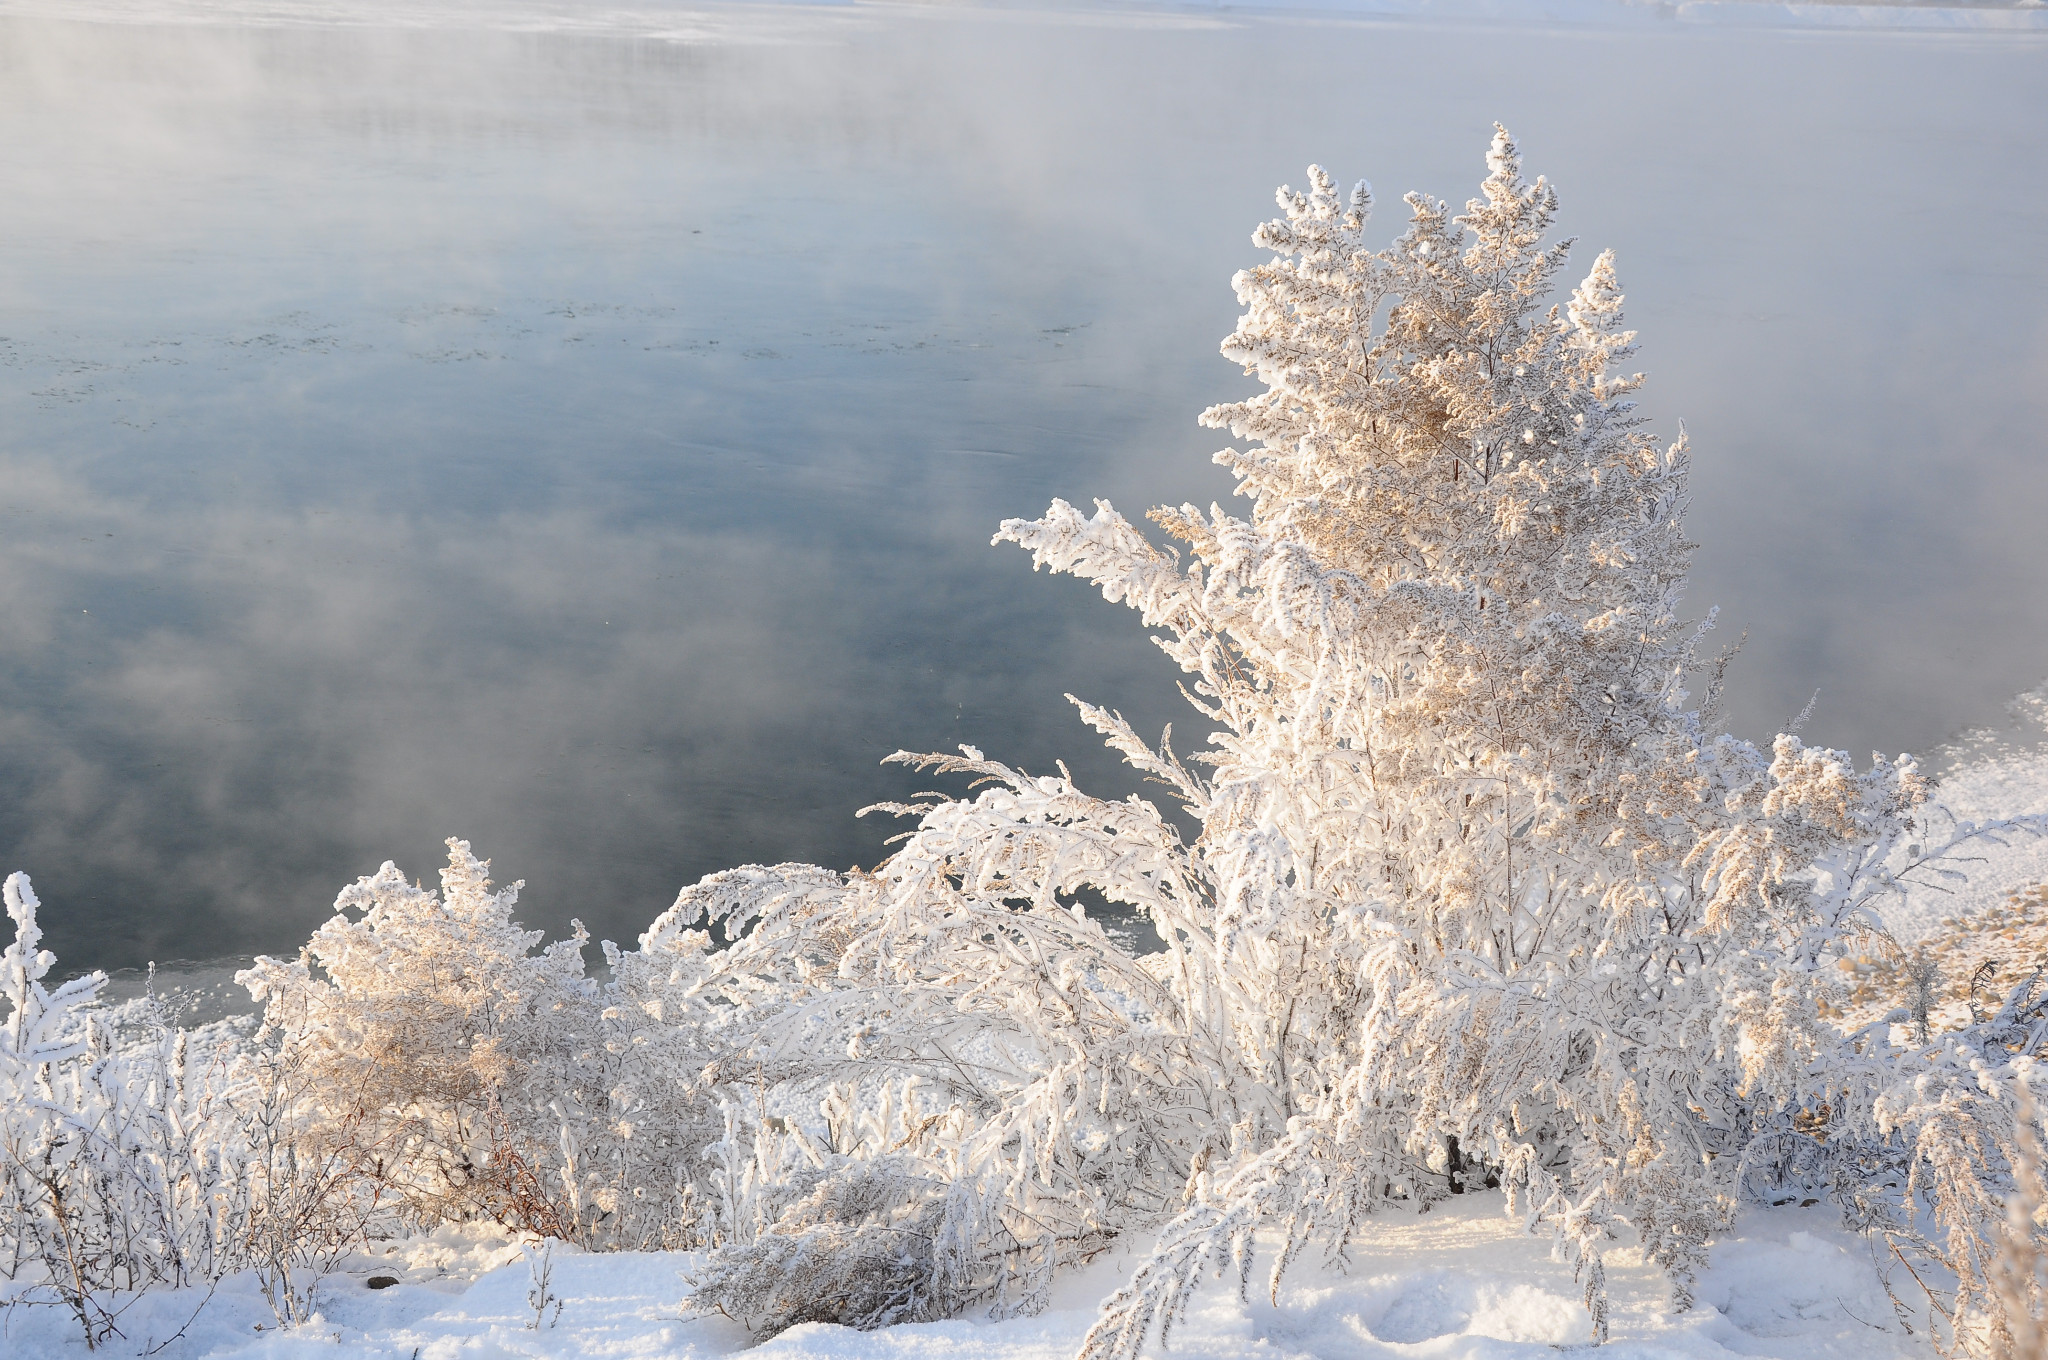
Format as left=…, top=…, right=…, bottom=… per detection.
left=0, top=1, right=2044, bottom=981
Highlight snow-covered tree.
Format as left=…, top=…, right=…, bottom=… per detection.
left=661, top=127, right=1941, bottom=1347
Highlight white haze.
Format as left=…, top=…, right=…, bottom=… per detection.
left=0, top=0, right=2042, bottom=974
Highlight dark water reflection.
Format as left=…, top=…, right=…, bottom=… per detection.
left=0, top=7, right=2044, bottom=974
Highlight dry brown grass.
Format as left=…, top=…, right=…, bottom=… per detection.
left=1826, top=883, right=2048, bottom=1037
left=1989, top=1094, right=2048, bottom=1360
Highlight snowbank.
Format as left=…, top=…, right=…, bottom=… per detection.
left=1889, top=687, right=2048, bottom=942
left=0, top=1196, right=1935, bottom=1358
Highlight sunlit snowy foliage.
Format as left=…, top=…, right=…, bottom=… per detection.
left=6, top=128, right=2048, bottom=1357
left=642, top=128, right=2047, bottom=1355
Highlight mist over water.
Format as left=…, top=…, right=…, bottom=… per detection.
left=0, top=4, right=2043, bottom=977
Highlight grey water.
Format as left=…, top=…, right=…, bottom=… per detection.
left=1, top=4, right=2044, bottom=982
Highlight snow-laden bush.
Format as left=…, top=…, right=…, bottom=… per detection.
left=0, top=846, right=738, bottom=1346
left=238, top=846, right=602, bottom=1238
left=1802, top=921, right=2048, bottom=1355
left=0, top=872, right=236, bottom=1346
left=656, top=128, right=2044, bottom=1353
left=0, top=866, right=416, bottom=1345
left=237, top=840, right=731, bottom=1253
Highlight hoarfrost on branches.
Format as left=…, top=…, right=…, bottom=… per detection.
left=660, top=127, right=2042, bottom=1355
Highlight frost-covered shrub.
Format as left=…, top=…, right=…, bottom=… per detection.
left=1798, top=939, right=2048, bottom=1355
left=212, top=1033, right=387, bottom=1327
left=646, top=128, right=2017, bottom=1352
left=0, top=874, right=251, bottom=1343
left=239, top=839, right=739, bottom=1253
left=0, top=842, right=741, bottom=1342
left=687, top=1153, right=991, bottom=1338
left=238, top=843, right=604, bottom=1237
left=1989, top=1093, right=2048, bottom=1360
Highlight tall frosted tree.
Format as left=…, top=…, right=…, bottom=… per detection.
left=666, top=128, right=1933, bottom=1347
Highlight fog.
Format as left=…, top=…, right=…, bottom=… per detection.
left=0, top=2, right=2044, bottom=974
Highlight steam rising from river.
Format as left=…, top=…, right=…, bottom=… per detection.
left=0, top=3, right=2044, bottom=971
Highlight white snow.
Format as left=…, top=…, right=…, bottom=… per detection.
left=0, top=1195, right=1939, bottom=1358
left=1889, top=686, right=2048, bottom=942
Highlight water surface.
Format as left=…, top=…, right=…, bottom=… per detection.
left=1, top=3, right=2044, bottom=974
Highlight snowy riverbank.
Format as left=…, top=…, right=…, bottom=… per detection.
left=0, top=1195, right=1937, bottom=1359
left=13, top=730, right=2034, bottom=1360
left=1891, top=689, right=2048, bottom=942
left=2, top=6, right=2042, bottom=1357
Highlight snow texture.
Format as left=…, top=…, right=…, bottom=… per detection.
left=1889, top=689, right=2048, bottom=944
left=0, top=1196, right=1936, bottom=1357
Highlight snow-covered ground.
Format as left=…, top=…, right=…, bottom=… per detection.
left=0, top=1196, right=1938, bottom=1359
left=1890, top=686, right=2048, bottom=942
